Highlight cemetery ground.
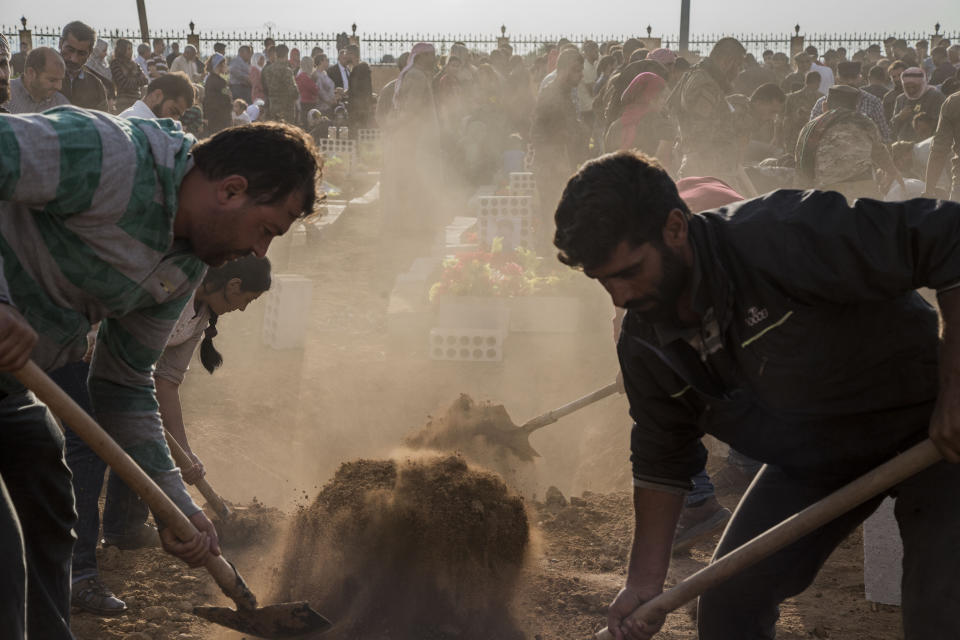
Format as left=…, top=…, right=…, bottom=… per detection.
left=71, top=195, right=905, bottom=640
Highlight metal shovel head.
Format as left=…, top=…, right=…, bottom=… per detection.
left=194, top=601, right=332, bottom=638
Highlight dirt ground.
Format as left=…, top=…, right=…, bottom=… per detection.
left=70, top=186, right=905, bottom=639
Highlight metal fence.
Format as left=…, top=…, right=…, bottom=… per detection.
left=3, top=24, right=957, bottom=63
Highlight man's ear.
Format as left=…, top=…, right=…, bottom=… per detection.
left=216, top=175, right=250, bottom=204
left=661, top=208, right=689, bottom=249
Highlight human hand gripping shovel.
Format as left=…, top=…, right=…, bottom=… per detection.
left=594, top=438, right=942, bottom=639
left=15, top=361, right=332, bottom=639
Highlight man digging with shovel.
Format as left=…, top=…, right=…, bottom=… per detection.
left=0, top=105, right=319, bottom=639
left=554, top=150, right=960, bottom=640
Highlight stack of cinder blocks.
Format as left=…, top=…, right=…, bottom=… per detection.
left=476, top=195, right=533, bottom=250
left=262, top=274, right=313, bottom=349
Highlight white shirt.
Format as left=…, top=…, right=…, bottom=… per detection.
left=579, top=58, right=599, bottom=113
left=134, top=55, right=150, bottom=77
left=119, top=99, right=156, bottom=120
left=810, top=61, right=834, bottom=95
left=338, top=63, right=350, bottom=92
left=119, top=99, right=183, bottom=130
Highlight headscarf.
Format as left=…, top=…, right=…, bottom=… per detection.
left=647, top=48, right=677, bottom=67
left=253, top=53, right=265, bottom=69
left=605, top=60, right=668, bottom=123
left=676, top=177, right=742, bottom=212
left=0, top=32, right=9, bottom=57
left=300, top=56, right=315, bottom=75
left=246, top=99, right=264, bottom=122
left=205, top=53, right=225, bottom=81
left=901, top=67, right=928, bottom=100
left=393, top=42, right=435, bottom=110
left=618, top=72, right=667, bottom=150
left=85, top=39, right=112, bottom=79
left=290, top=48, right=301, bottom=70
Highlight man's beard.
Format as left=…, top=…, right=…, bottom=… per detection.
left=65, top=59, right=82, bottom=75
left=624, top=244, right=691, bottom=326
left=0, top=83, right=8, bottom=105
left=150, top=101, right=164, bottom=117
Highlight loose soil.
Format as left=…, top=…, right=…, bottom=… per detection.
left=71, top=185, right=904, bottom=640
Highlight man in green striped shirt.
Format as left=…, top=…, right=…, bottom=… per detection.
left=0, top=105, right=319, bottom=639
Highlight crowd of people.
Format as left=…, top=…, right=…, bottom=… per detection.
left=0, top=23, right=374, bottom=138
left=3, top=18, right=960, bottom=640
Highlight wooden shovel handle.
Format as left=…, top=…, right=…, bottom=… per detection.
left=595, top=438, right=942, bottom=640
left=521, top=381, right=621, bottom=433
left=14, top=361, right=257, bottom=610
left=163, top=429, right=232, bottom=521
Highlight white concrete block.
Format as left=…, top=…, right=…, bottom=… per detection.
left=262, top=274, right=313, bottom=349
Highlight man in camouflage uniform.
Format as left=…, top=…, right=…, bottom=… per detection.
left=925, top=91, right=960, bottom=201
left=795, top=85, right=901, bottom=201
left=670, top=38, right=746, bottom=183
left=781, top=70, right=823, bottom=154
left=261, top=44, right=298, bottom=123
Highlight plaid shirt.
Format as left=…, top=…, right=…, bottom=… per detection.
left=810, top=88, right=892, bottom=143
left=0, top=106, right=206, bottom=515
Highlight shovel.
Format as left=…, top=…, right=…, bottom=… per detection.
left=479, top=381, right=621, bottom=460
left=595, top=438, right=942, bottom=639
left=163, top=429, right=232, bottom=521
left=14, top=361, right=332, bottom=639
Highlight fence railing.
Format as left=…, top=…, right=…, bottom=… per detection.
left=3, top=25, right=956, bottom=63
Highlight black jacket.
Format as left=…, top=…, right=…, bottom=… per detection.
left=327, top=63, right=348, bottom=89
left=620, top=190, right=960, bottom=490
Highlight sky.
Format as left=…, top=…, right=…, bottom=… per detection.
left=6, top=1, right=960, bottom=39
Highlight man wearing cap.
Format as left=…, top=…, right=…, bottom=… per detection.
left=810, top=61, right=891, bottom=142
left=892, top=67, right=946, bottom=142
left=796, top=85, right=901, bottom=201
left=0, top=34, right=10, bottom=112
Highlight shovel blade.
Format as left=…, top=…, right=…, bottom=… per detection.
left=194, top=601, right=332, bottom=639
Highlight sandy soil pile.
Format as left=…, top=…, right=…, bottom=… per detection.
left=208, top=497, right=283, bottom=549
left=273, top=454, right=530, bottom=639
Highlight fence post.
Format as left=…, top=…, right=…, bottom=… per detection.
left=18, top=16, right=32, bottom=52
left=790, top=24, right=804, bottom=57
left=187, top=21, right=199, bottom=50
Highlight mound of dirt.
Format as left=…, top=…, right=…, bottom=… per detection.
left=274, top=454, right=530, bottom=639
left=208, top=497, right=283, bottom=550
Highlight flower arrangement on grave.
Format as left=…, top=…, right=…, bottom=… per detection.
left=429, top=237, right=577, bottom=301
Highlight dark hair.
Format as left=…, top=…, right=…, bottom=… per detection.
left=147, top=71, right=194, bottom=107
left=137, top=43, right=151, bottom=56
left=554, top=151, right=689, bottom=271
left=26, top=47, right=62, bottom=74
left=750, top=82, right=786, bottom=104
left=191, top=122, right=322, bottom=216
left=805, top=70, right=821, bottom=85
left=62, top=21, right=96, bottom=45
left=710, top=37, right=746, bottom=61
left=868, top=65, right=887, bottom=82
left=276, top=44, right=289, bottom=57
left=199, top=255, right=271, bottom=373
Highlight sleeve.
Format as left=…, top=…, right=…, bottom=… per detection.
left=930, top=97, right=957, bottom=160
left=618, top=332, right=707, bottom=493
left=154, top=331, right=203, bottom=385
left=87, top=295, right=201, bottom=517
left=723, top=189, right=960, bottom=303
left=0, top=108, right=105, bottom=212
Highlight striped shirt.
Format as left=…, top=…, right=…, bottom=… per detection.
left=6, top=77, right=70, bottom=114
left=0, top=106, right=206, bottom=515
